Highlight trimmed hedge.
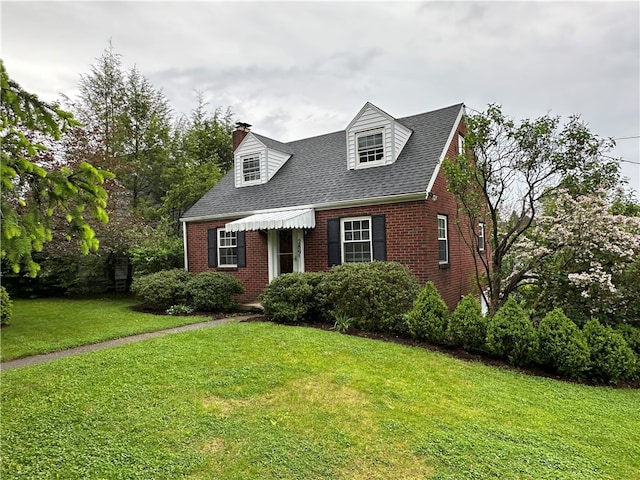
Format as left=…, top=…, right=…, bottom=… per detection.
left=406, top=281, right=449, bottom=344
left=260, top=272, right=329, bottom=323
left=186, top=272, right=244, bottom=312
left=131, top=269, right=193, bottom=311
left=447, top=294, right=487, bottom=351
left=322, top=261, right=420, bottom=334
left=486, top=297, right=537, bottom=367
left=583, top=319, right=636, bottom=383
left=1, top=286, right=13, bottom=325
left=537, top=309, right=590, bottom=378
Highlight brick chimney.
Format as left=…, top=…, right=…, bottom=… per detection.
left=232, top=122, right=252, bottom=151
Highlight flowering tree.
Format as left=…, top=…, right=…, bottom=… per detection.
left=516, top=189, right=640, bottom=326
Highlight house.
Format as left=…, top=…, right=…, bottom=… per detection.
left=181, top=102, right=486, bottom=310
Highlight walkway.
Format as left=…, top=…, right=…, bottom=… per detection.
left=1, top=316, right=250, bottom=371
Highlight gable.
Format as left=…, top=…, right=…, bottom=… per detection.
left=234, top=132, right=292, bottom=187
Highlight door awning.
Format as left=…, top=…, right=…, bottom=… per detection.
left=225, top=208, right=315, bottom=232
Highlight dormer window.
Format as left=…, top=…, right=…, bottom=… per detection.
left=357, top=130, right=384, bottom=164
left=242, top=155, right=261, bottom=183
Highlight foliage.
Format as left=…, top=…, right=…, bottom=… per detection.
left=616, top=324, right=640, bottom=356
left=447, top=294, right=487, bottom=351
left=3, top=321, right=639, bottom=479
left=516, top=189, right=640, bottom=326
left=260, top=272, right=329, bottom=324
left=332, top=312, right=354, bottom=333
left=185, top=272, right=244, bottom=312
left=127, top=219, right=184, bottom=276
left=537, top=308, right=590, bottom=377
left=1, top=286, right=13, bottom=325
left=322, top=261, right=420, bottom=334
left=130, top=268, right=193, bottom=310
left=405, top=281, right=449, bottom=344
left=166, top=304, right=195, bottom=316
left=1, top=59, right=112, bottom=277
left=486, top=297, right=537, bottom=366
left=443, top=104, right=619, bottom=316
left=583, top=318, right=637, bottom=384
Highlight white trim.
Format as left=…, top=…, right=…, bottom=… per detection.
left=267, top=229, right=305, bottom=282
left=355, top=128, right=385, bottom=167
left=217, top=228, right=238, bottom=267
left=425, top=104, right=465, bottom=195
left=341, top=216, right=373, bottom=263
left=241, top=153, right=262, bottom=185
left=478, top=222, right=485, bottom=252
left=180, top=192, right=425, bottom=223
left=438, top=214, right=449, bottom=265
left=182, top=220, right=188, bottom=271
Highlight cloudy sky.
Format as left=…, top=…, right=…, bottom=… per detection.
left=2, top=0, right=639, bottom=192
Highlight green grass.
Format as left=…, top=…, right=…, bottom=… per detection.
left=2, top=321, right=639, bottom=479
left=0, top=296, right=214, bottom=361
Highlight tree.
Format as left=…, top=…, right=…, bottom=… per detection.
left=1, top=60, right=112, bottom=277
left=443, top=104, right=619, bottom=315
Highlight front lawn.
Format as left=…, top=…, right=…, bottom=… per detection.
left=0, top=296, right=214, bottom=361
left=2, top=321, right=639, bottom=479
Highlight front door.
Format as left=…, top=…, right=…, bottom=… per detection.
left=268, top=229, right=305, bottom=281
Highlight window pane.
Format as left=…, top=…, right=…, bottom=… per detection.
left=243, top=155, right=260, bottom=182
left=439, top=240, right=447, bottom=263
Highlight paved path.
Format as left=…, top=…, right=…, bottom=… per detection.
left=1, top=316, right=250, bottom=371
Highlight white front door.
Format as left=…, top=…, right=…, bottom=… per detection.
left=268, top=229, right=305, bottom=281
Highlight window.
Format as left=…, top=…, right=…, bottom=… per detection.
left=357, top=131, right=384, bottom=164
left=218, top=229, right=238, bottom=267
left=478, top=222, right=486, bottom=252
left=438, top=215, right=448, bottom=264
left=342, top=217, right=372, bottom=263
left=242, top=155, right=260, bottom=183
left=458, top=133, right=465, bottom=155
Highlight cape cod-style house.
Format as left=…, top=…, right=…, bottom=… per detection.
left=181, top=102, right=486, bottom=309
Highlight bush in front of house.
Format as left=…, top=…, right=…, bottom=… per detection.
left=447, top=294, right=487, bottom=352
left=260, top=272, right=329, bottom=323
left=131, top=268, right=193, bottom=311
left=1, top=286, right=13, bottom=325
left=582, top=318, right=637, bottom=384
left=185, top=272, right=244, bottom=312
left=537, top=308, right=590, bottom=378
left=322, top=261, right=420, bottom=334
left=486, top=297, right=537, bottom=367
left=405, top=281, right=449, bottom=344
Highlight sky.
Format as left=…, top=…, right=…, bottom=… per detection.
left=2, top=0, right=639, bottom=193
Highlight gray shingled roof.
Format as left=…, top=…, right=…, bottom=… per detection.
left=182, top=103, right=463, bottom=220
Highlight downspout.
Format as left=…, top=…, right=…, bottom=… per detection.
left=182, top=220, right=189, bottom=271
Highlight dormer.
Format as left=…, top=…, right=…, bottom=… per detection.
left=346, top=102, right=412, bottom=170
left=234, top=130, right=292, bottom=188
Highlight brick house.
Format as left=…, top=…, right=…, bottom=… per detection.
left=181, top=102, right=487, bottom=310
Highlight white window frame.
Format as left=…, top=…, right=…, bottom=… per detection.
left=458, top=133, right=465, bottom=155
left=478, top=222, right=486, bottom=252
left=356, top=129, right=385, bottom=166
left=217, top=229, right=238, bottom=267
left=341, top=216, right=373, bottom=263
left=438, top=215, right=449, bottom=264
left=241, top=154, right=261, bottom=184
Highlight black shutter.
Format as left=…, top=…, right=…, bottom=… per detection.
left=207, top=228, right=217, bottom=268
left=237, top=231, right=246, bottom=267
left=372, top=214, right=386, bottom=261
left=327, top=218, right=341, bottom=267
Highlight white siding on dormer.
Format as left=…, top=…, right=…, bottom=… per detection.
left=235, top=134, right=266, bottom=187
left=266, top=148, right=291, bottom=180
left=346, top=103, right=412, bottom=170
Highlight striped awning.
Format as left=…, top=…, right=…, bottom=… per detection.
left=225, top=208, right=315, bottom=232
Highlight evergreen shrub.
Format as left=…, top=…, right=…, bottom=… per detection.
left=406, top=281, right=449, bottom=344
left=131, top=268, right=193, bottom=311
left=260, top=272, right=329, bottom=323
left=447, top=294, right=487, bottom=351
left=583, top=319, right=636, bottom=384
left=1, top=286, right=13, bottom=325
left=186, top=272, right=244, bottom=312
left=537, top=308, right=590, bottom=378
left=486, top=297, right=537, bottom=367
left=322, top=261, right=419, bottom=333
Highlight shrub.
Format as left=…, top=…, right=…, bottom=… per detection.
left=1, top=286, right=13, bottom=325
left=486, top=297, right=537, bottom=367
left=131, top=269, right=193, bottom=311
left=260, top=272, right=328, bottom=323
left=447, top=294, right=487, bottom=351
left=166, top=304, right=195, bottom=316
left=583, top=319, right=636, bottom=384
left=322, top=262, right=419, bottom=334
left=615, top=324, right=640, bottom=356
left=406, top=282, right=449, bottom=344
left=185, top=272, right=244, bottom=312
left=537, top=308, right=590, bottom=378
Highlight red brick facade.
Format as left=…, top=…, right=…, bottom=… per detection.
left=185, top=119, right=485, bottom=310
